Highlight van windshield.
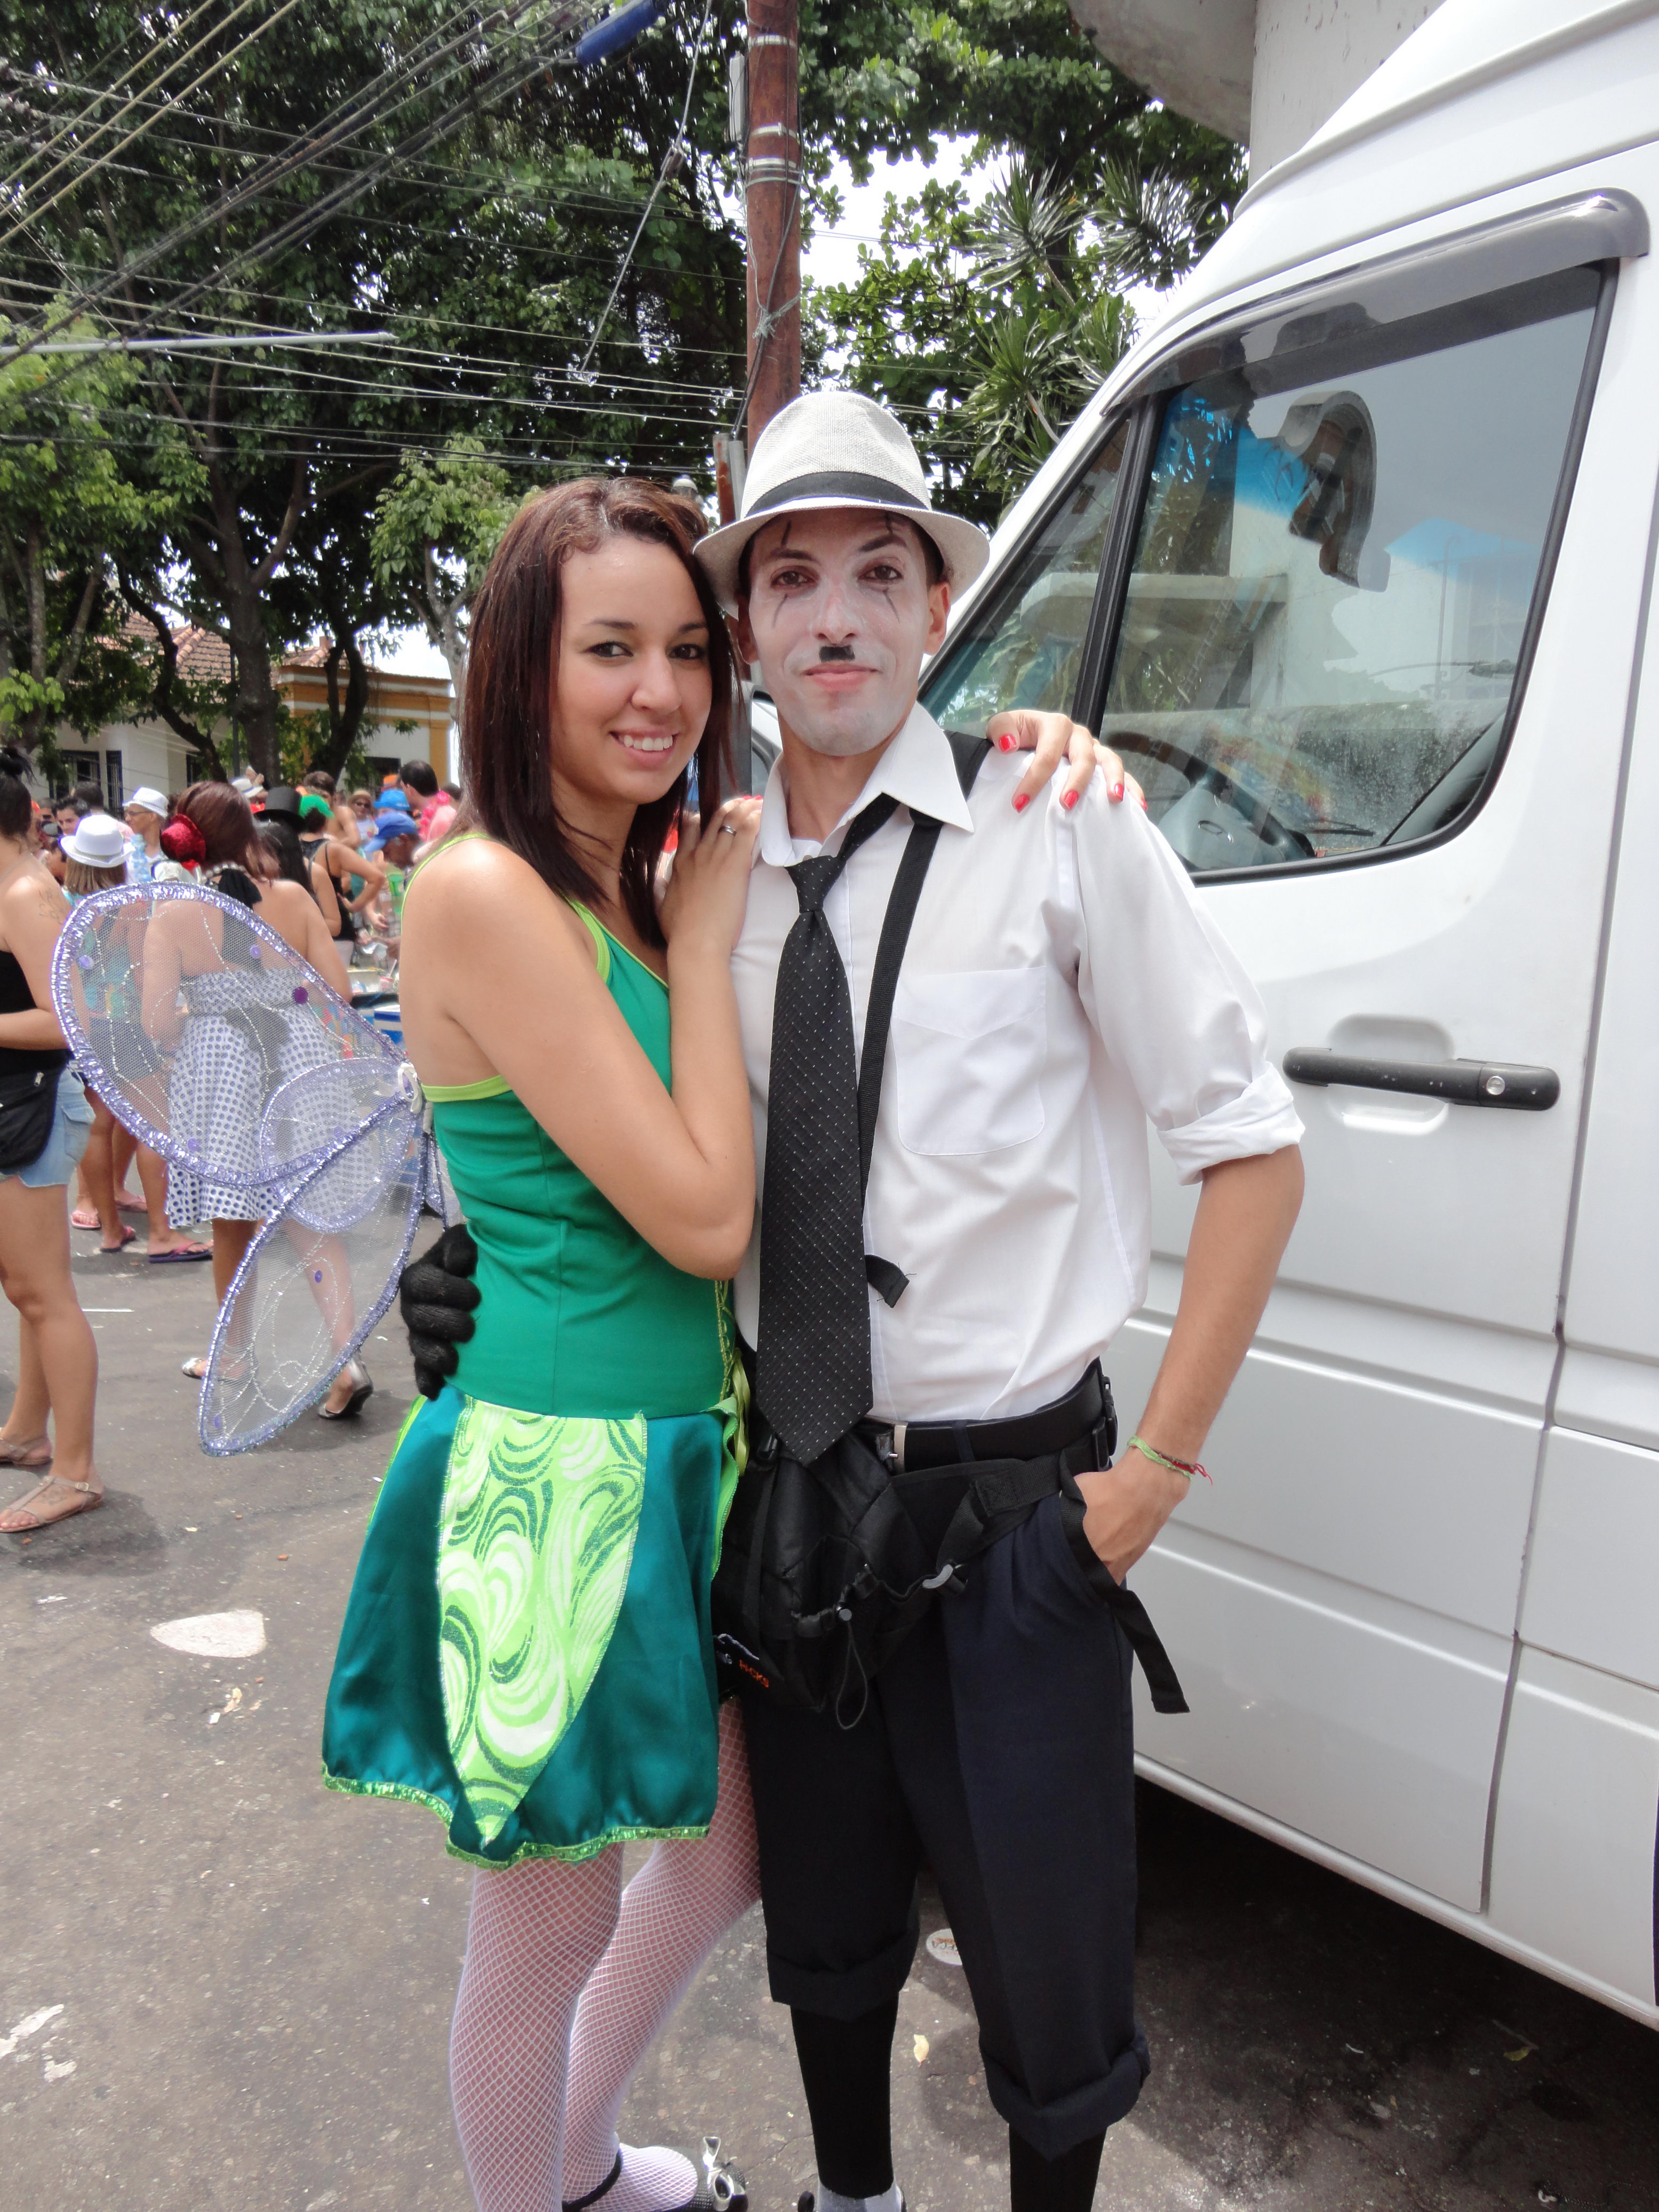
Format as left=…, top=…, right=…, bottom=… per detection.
left=920, top=420, right=1127, bottom=734
left=1095, top=269, right=1600, bottom=871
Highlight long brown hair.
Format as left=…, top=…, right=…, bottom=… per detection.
left=174, top=782, right=264, bottom=872
left=457, top=476, right=732, bottom=947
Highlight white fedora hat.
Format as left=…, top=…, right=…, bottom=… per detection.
left=61, top=812, right=129, bottom=869
left=696, top=390, right=990, bottom=614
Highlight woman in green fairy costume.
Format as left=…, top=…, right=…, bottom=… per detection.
left=322, top=478, right=762, bottom=2212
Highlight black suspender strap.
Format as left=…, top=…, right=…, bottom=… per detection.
left=860, top=731, right=992, bottom=1309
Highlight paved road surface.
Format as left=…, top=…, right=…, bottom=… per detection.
left=3, top=1249, right=1655, bottom=2209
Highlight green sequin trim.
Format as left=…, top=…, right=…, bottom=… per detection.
left=318, top=1768, right=709, bottom=1868
left=437, top=1398, right=647, bottom=1847
left=423, top=1073, right=512, bottom=1102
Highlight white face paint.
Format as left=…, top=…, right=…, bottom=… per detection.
left=736, top=509, right=950, bottom=758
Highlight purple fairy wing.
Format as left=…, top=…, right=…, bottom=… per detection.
left=50, top=882, right=396, bottom=1192
left=198, top=1111, right=433, bottom=1455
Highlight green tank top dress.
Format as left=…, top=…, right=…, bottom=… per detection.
left=322, top=869, right=745, bottom=1868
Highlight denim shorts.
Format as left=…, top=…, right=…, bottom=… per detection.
left=7, top=1066, right=95, bottom=1189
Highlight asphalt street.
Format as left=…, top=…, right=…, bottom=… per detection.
left=3, top=1240, right=1656, bottom=2211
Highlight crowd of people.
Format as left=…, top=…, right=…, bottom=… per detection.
left=0, top=751, right=459, bottom=1535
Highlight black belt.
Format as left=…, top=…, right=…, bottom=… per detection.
left=858, top=1359, right=1114, bottom=1474
left=857, top=1362, right=1187, bottom=1716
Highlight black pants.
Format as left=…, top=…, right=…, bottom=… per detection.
left=739, top=1491, right=1149, bottom=2160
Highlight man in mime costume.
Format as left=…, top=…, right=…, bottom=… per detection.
left=406, top=390, right=1305, bottom=2212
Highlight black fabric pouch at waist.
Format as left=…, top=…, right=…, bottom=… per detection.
left=714, top=1359, right=1187, bottom=1724
left=0, top=1060, right=63, bottom=1175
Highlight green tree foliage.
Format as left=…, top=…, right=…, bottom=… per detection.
left=0, top=2, right=749, bottom=777
left=0, top=321, right=197, bottom=771
left=0, top=0, right=1243, bottom=769
left=799, top=1, right=1243, bottom=515
left=371, top=436, right=520, bottom=723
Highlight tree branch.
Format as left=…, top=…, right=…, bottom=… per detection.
left=115, top=569, right=224, bottom=777
left=252, top=450, right=308, bottom=590
left=54, top=564, right=105, bottom=690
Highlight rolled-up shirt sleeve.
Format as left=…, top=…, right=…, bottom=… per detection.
left=1064, top=783, right=1304, bottom=1183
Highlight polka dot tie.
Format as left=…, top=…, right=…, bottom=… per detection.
left=755, top=794, right=899, bottom=1464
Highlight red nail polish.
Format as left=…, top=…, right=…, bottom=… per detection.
left=1138, top=793, right=1147, bottom=810
left=1110, top=781, right=1124, bottom=802
left=1012, top=793, right=1030, bottom=813
left=1062, top=789, right=1079, bottom=811
left=998, top=733, right=1016, bottom=752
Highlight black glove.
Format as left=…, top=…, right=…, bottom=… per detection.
left=400, top=1223, right=482, bottom=1400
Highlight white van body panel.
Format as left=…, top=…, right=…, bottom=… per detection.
left=1487, top=1654, right=1659, bottom=2009
left=1520, top=1431, right=1659, bottom=1690
left=1201, top=1, right=1659, bottom=309
left=900, top=0, right=1659, bottom=2025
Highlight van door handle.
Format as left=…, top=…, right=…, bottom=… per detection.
left=1282, top=1048, right=1560, bottom=1110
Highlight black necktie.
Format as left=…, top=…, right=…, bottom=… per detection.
left=756, top=794, right=899, bottom=1463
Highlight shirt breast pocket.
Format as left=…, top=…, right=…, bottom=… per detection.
left=893, top=968, right=1047, bottom=1156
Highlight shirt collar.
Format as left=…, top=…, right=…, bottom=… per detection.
left=756, top=703, right=975, bottom=866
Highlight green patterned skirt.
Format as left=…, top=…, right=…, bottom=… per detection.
left=322, top=1386, right=740, bottom=1867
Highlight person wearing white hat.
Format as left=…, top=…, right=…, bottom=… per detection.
left=123, top=786, right=170, bottom=886
left=59, top=812, right=129, bottom=874
left=403, top=388, right=1303, bottom=2212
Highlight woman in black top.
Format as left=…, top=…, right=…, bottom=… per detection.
left=0, top=769, right=103, bottom=1533
left=297, top=793, right=385, bottom=945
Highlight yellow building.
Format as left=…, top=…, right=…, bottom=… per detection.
left=278, top=643, right=455, bottom=790
left=52, top=629, right=455, bottom=808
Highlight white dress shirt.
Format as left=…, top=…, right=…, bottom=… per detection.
left=730, top=705, right=1304, bottom=1424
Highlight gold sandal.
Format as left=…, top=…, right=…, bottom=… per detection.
left=0, top=1475, right=102, bottom=1534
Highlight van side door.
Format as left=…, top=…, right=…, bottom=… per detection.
left=924, top=197, right=1647, bottom=1913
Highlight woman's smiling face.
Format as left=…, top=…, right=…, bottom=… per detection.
left=551, top=536, right=714, bottom=811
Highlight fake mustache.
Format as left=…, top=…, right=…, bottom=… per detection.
left=818, top=644, right=857, bottom=662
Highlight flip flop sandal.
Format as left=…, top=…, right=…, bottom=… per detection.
left=181, top=1355, right=208, bottom=1380
left=70, top=1208, right=100, bottom=1231
left=148, top=1244, right=213, bottom=1264
left=99, top=1226, right=138, bottom=1253
left=0, top=1475, right=102, bottom=1534
left=116, top=1191, right=148, bottom=1211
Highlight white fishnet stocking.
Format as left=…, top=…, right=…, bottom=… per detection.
left=450, top=1845, right=624, bottom=2212
left=560, top=1701, right=762, bottom=2209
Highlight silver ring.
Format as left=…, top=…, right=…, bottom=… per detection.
left=717, top=822, right=738, bottom=835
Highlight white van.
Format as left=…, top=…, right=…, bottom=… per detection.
left=803, top=0, right=1659, bottom=2026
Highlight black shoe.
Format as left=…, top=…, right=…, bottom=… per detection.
left=795, top=2193, right=903, bottom=2211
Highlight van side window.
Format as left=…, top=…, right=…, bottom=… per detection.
left=1099, top=270, right=1600, bottom=872
left=921, top=420, right=1127, bottom=734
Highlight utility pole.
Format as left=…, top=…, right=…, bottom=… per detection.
left=741, top=0, right=800, bottom=445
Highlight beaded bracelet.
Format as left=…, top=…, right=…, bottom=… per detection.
left=1128, top=1435, right=1211, bottom=1484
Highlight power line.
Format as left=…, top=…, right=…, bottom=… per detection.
left=0, top=0, right=305, bottom=252
left=0, top=262, right=750, bottom=367
left=0, top=0, right=268, bottom=203
left=0, top=328, right=392, bottom=360
left=7, top=0, right=599, bottom=360
left=576, top=0, right=716, bottom=376
left=9, top=71, right=691, bottom=224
